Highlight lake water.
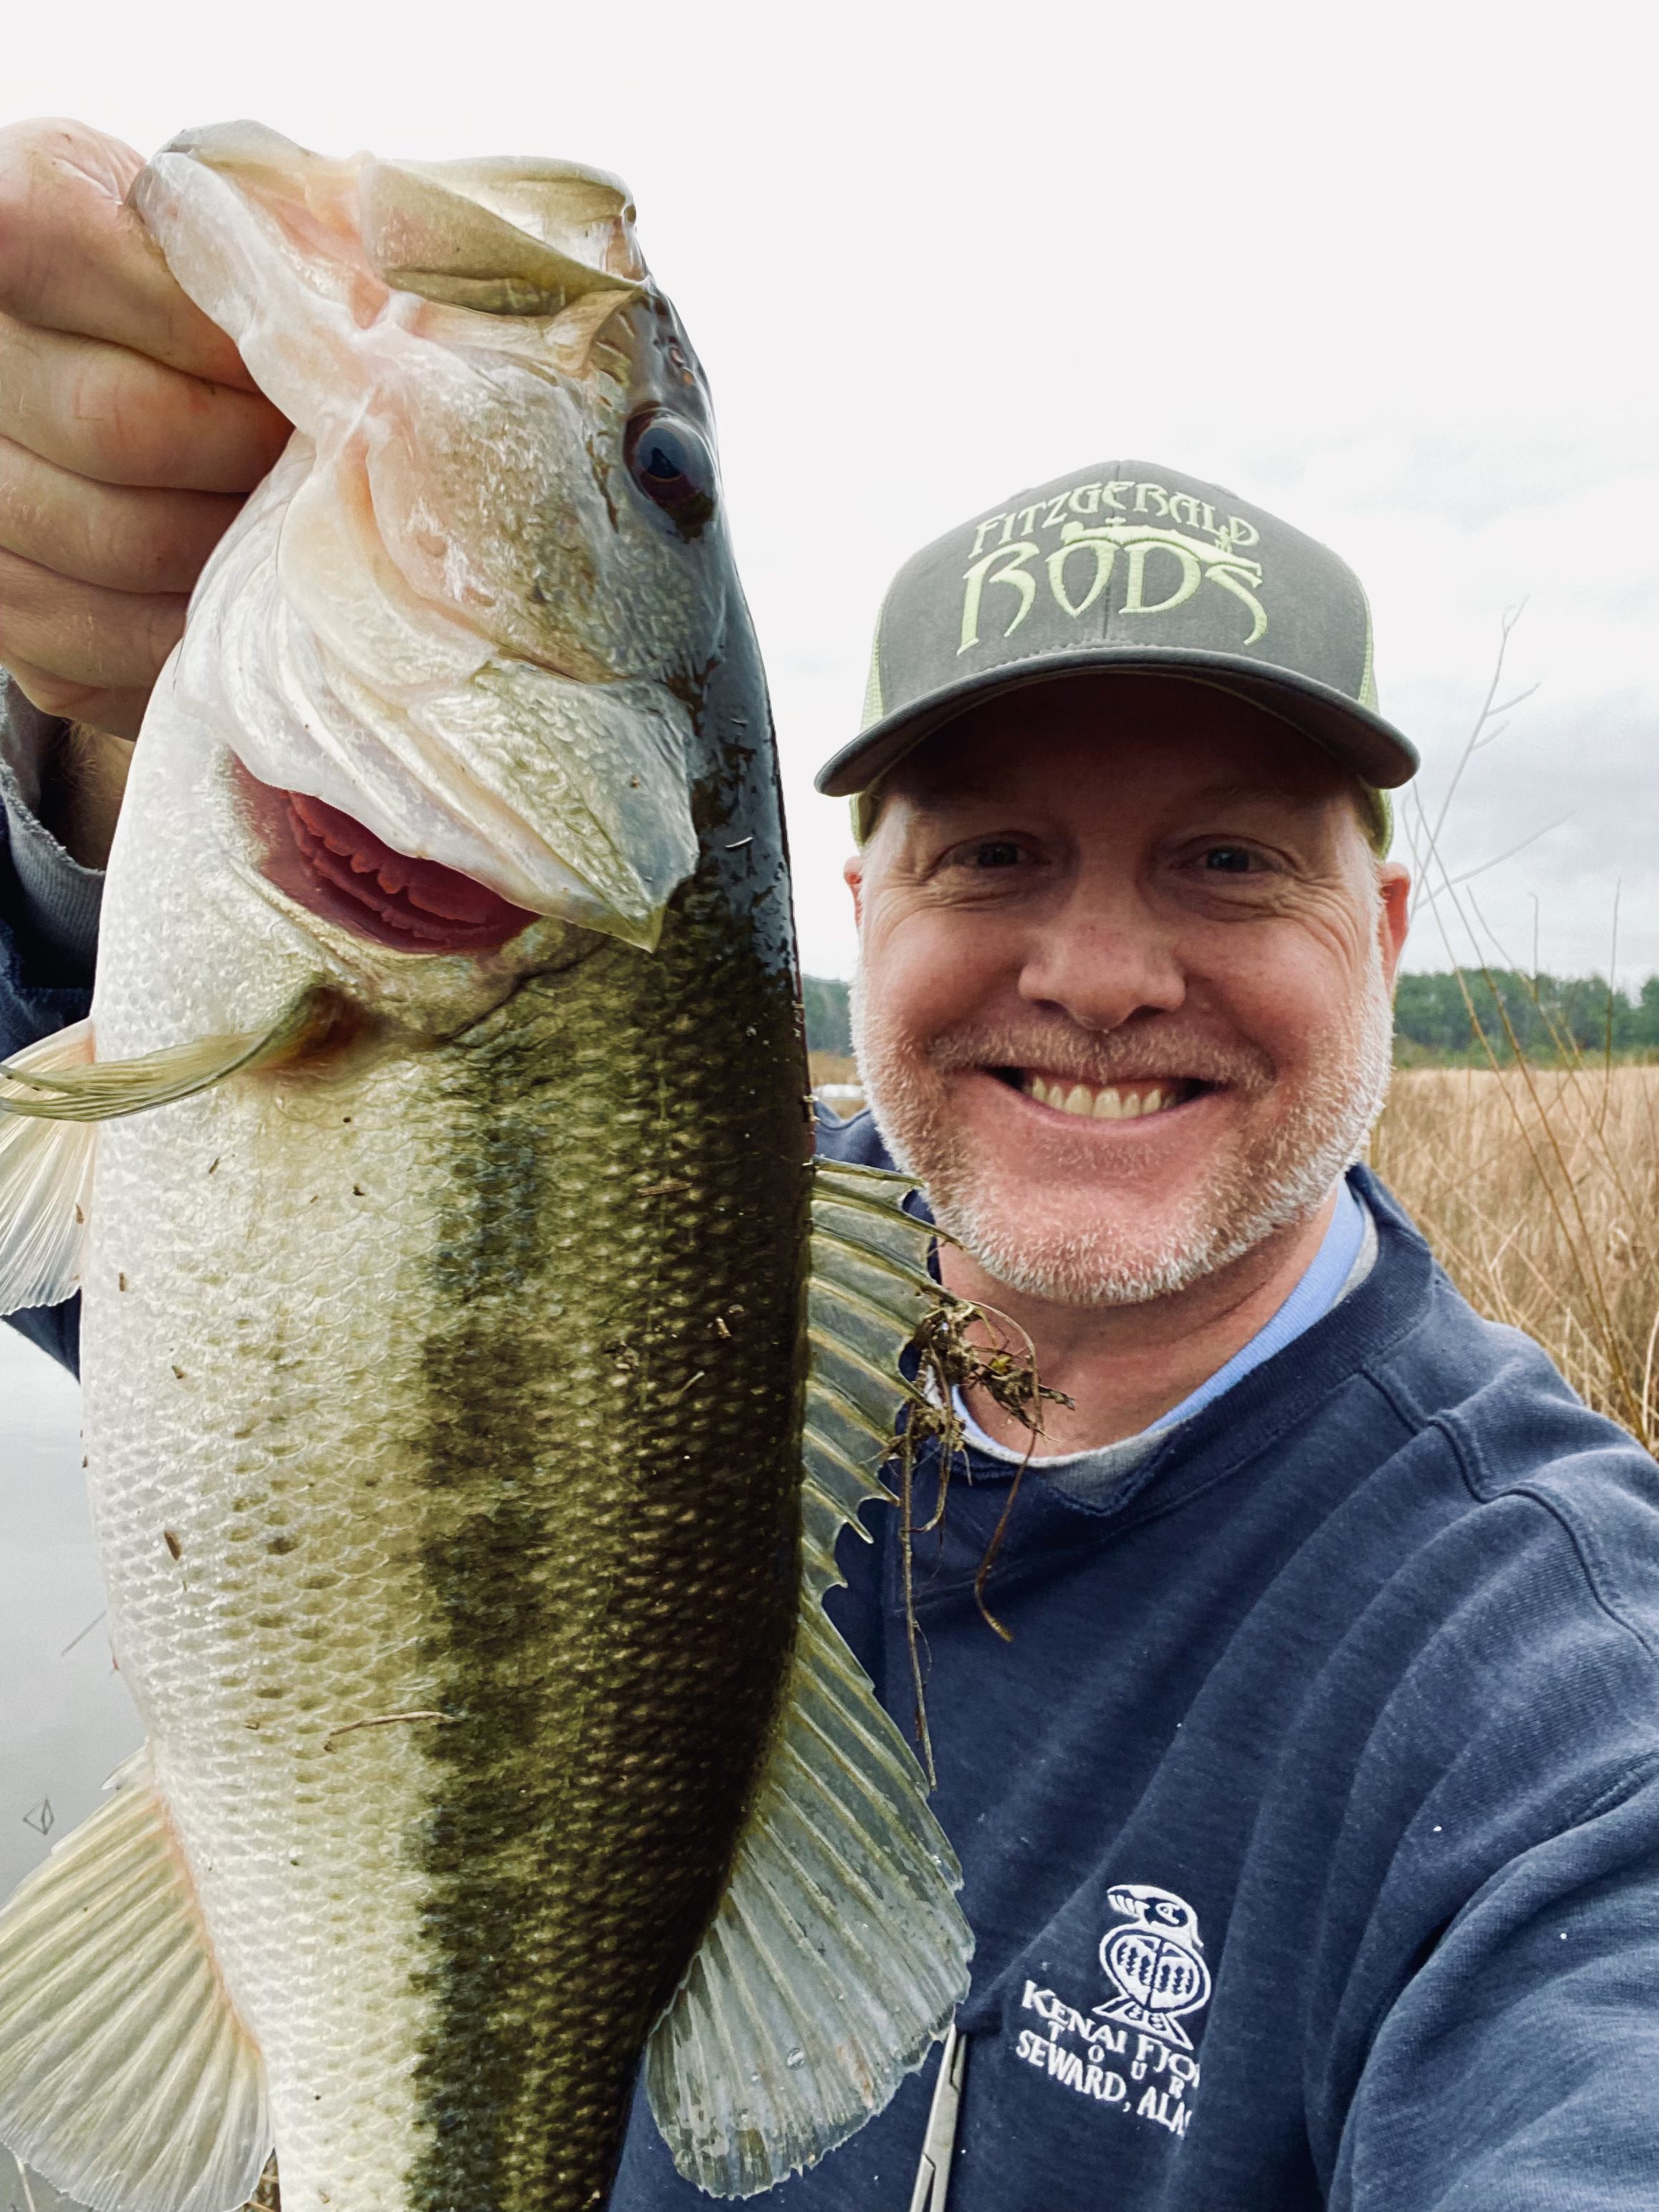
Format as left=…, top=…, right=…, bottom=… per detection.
left=0, top=1324, right=142, bottom=1907
left=0, top=1323, right=142, bottom=2208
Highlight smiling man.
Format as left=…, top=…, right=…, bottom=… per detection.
left=3, top=121, right=1659, bottom=2212
left=808, top=467, right=1415, bottom=1473
left=654, top=466, right=1659, bottom=2208
left=837, top=673, right=1405, bottom=1452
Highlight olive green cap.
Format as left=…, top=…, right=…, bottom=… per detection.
left=818, top=459, right=1416, bottom=851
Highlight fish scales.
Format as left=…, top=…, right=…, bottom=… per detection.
left=410, top=908, right=809, bottom=2209
left=0, top=121, right=972, bottom=2212
left=79, top=778, right=807, bottom=2212
left=82, top=862, right=807, bottom=2212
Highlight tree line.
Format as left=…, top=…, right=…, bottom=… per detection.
left=802, top=972, right=1659, bottom=1067
left=1392, top=970, right=1659, bottom=1064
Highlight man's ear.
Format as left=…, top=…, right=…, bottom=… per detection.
left=843, top=853, right=864, bottom=930
left=1376, top=861, right=1410, bottom=986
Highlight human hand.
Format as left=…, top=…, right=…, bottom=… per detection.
left=0, top=118, right=290, bottom=742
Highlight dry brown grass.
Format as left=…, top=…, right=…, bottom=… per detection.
left=808, top=1052, right=860, bottom=1092
left=1372, top=1064, right=1659, bottom=1451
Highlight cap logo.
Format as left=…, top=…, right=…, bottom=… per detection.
left=958, top=479, right=1267, bottom=655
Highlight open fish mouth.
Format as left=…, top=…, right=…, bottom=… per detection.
left=134, top=124, right=711, bottom=958
left=242, top=769, right=538, bottom=954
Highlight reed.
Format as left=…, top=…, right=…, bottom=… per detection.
left=1373, top=1063, right=1659, bottom=1452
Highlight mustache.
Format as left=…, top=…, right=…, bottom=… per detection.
left=923, top=1019, right=1275, bottom=1093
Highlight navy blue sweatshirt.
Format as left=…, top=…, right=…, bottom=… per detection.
left=610, top=1115, right=1659, bottom=2210
left=4, top=774, right=1659, bottom=2206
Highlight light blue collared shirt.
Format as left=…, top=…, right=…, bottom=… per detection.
left=956, top=1177, right=1375, bottom=1503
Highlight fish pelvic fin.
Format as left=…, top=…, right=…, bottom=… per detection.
left=0, top=1021, right=96, bottom=1313
left=0, top=1746, right=271, bottom=2212
left=645, top=1159, right=973, bottom=2197
left=0, top=989, right=334, bottom=1124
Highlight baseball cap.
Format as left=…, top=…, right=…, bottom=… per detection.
left=815, top=459, right=1418, bottom=847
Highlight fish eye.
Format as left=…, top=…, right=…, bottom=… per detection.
left=624, top=410, right=717, bottom=535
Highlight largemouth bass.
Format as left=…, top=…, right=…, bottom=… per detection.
left=0, top=124, right=970, bottom=2212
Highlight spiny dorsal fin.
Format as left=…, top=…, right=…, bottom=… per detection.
left=645, top=1158, right=972, bottom=2197
left=0, top=1021, right=95, bottom=1313
left=0, top=1749, right=270, bottom=2212
left=0, top=990, right=331, bottom=1123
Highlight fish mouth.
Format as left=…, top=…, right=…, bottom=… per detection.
left=242, top=771, right=538, bottom=953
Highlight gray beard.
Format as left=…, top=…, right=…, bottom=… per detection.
left=851, top=936, right=1395, bottom=1308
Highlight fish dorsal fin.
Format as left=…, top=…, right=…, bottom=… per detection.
left=0, top=1021, right=96, bottom=1314
left=0, top=991, right=330, bottom=1124
left=645, top=1159, right=972, bottom=2198
left=0, top=1749, right=270, bottom=2212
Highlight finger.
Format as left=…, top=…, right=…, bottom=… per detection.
left=5, top=654, right=153, bottom=739
left=0, top=314, right=290, bottom=491
left=0, top=117, right=256, bottom=390
left=0, top=433, right=240, bottom=594
left=0, top=545, right=186, bottom=692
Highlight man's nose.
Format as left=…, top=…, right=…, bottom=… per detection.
left=1015, top=881, right=1186, bottom=1032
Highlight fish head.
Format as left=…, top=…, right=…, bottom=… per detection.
left=132, top=125, right=749, bottom=969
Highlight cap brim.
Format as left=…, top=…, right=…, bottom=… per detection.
left=814, top=648, right=1420, bottom=799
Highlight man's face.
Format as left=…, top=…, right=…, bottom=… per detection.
left=846, top=677, right=1411, bottom=1306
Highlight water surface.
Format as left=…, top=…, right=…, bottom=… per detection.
left=0, top=1325, right=142, bottom=1905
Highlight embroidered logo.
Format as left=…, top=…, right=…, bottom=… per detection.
left=1095, top=1883, right=1212, bottom=2051
left=1014, top=1880, right=1211, bottom=2142
left=957, top=478, right=1269, bottom=654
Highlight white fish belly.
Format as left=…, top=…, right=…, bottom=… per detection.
left=82, top=1054, right=454, bottom=2212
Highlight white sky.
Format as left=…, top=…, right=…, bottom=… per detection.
left=8, top=0, right=1655, bottom=981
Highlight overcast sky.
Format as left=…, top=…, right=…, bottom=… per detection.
left=7, top=0, right=1655, bottom=981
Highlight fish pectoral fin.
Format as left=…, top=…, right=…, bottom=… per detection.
left=0, top=1746, right=271, bottom=2212
left=644, top=1160, right=973, bottom=2199
left=0, top=1021, right=96, bottom=1312
left=0, top=989, right=332, bottom=1124
left=645, top=1612, right=973, bottom=2200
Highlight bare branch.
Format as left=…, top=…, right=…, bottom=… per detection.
left=1408, top=602, right=1541, bottom=925
left=1444, top=815, right=1572, bottom=889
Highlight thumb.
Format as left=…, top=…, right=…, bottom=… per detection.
left=0, top=117, right=260, bottom=392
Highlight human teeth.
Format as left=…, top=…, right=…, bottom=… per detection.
left=1028, top=1074, right=1180, bottom=1117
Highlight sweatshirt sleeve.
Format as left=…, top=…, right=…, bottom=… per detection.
left=0, top=677, right=98, bottom=1372
left=1333, top=1763, right=1659, bottom=2208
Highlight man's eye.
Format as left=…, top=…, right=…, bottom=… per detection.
left=963, top=840, right=1024, bottom=869
left=1202, top=846, right=1257, bottom=874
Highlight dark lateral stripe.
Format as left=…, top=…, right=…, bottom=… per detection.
left=407, top=908, right=808, bottom=2212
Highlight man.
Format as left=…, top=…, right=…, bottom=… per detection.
left=3, top=120, right=1658, bottom=2211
